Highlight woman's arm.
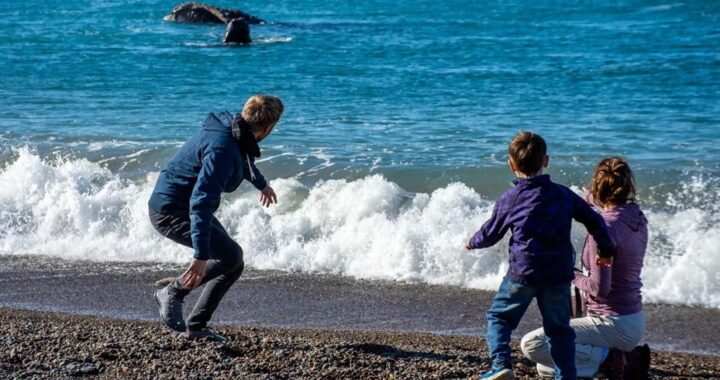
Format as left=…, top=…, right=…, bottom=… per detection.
left=572, top=236, right=613, bottom=298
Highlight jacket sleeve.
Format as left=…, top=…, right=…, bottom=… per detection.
left=468, top=198, right=511, bottom=249
left=571, top=192, right=616, bottom=258
left=244, top=159, right=268, bottom=191
left=572, top=236, right=613, bottom=297
left=189, top=148, right=233, bottom=260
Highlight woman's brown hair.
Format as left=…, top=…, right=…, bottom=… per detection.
left=590, top=156, right=636, bottom=207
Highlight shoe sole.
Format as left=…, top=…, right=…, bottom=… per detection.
left=154, top=289, right=186, bottom=333
left=187, top=333, right=228, bottom=343
left=480, top=369, right=514, bottom=380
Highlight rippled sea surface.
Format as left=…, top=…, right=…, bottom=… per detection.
left=1, top=0, right=718, bottom=188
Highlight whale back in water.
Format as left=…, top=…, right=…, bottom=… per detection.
left=223, top=19, right=251, bottom=44
left=163, top=2, right=264, bottom=25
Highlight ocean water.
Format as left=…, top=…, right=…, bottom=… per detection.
left=1, top=1, right=719, bottom=308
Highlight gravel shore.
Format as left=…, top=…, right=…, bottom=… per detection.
left=1, top=308, right=719, bottom=379
left=3, top=255, right=720, bottom=358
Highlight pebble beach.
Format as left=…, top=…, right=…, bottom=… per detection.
left=2, top=308, right=720, bottom=379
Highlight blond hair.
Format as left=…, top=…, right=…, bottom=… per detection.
left=241, top=95, right=284, bottom=132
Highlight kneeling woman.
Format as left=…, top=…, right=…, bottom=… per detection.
left=521, top=157, right=648, bottom=379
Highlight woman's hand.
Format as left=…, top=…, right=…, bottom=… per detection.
left=260, top=185, right=278, bottom=207
left=182, top=259, right=207, bottom=288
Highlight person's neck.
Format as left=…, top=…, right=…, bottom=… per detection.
left=515, top=170, right=543, bottom=179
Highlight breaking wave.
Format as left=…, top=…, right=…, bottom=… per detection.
left=1, top=149, right=718, bottom=308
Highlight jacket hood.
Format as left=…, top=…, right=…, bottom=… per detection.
left=201, top=110, right=261, bottom=159
left=603, top=203, right=647, bottom=231
left=202, top=111, right=235, bottom=132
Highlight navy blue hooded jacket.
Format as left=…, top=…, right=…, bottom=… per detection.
left=148, top=111, right=267, bottom=260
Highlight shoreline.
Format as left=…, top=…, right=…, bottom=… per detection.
left=2, top=307, right=719, bottom=379
left=2, top=255, right=720, bottom=357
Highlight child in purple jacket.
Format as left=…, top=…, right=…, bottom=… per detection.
left=466, top=131, right=615, bottom=380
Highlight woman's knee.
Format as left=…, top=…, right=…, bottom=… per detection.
left=520, top=328, right=548, bottom=360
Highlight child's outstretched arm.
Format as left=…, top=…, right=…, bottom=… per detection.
left=571, top=192, right=615, bottom=265
left=466, top=198, right=511, bottom=250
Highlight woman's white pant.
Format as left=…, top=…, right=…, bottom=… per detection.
left=520, top=311, right=645, bottom=378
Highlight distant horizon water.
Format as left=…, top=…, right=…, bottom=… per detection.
left=1, top=1, right=719, bottom=309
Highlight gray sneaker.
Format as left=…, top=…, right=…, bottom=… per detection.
left=187, top=328, right=228, bottom=342
left=154, top=286, right=186, bottom=332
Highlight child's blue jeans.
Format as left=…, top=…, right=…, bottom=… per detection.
left=486, top=276, right=576, bottom=380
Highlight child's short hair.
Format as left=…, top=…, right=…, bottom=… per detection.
left=508, top=131, right=547, bottom=175
left=241, top=95, right=284, bottom=132
left=590, top=157, right=636, bottom=206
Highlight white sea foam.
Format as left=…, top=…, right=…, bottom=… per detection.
left=1, top=149, right=718, bottom=308
left=254, top=36, right=293, bottom=44
left=182, top=36, right=292, bottom=48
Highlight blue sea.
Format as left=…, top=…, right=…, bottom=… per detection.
left=1, top=1, right=719, bottom=308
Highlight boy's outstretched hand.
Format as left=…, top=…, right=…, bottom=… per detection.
left=260, top=185, right=278, bottom=207
left=596, top=256, right=613, bottom=267
left=465, top=241, right=473, bottom=250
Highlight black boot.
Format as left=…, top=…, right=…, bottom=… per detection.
left=623, top=344, right=651, bottom=380
left=599, top=348, right=626, bottom=380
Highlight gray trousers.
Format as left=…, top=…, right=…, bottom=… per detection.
left=521, top=311, right=645, bottom=378
left=149, top=209, right=244, bottom=330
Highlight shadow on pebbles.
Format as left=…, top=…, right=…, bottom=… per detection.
left=1, top=308, right=718, bottom=379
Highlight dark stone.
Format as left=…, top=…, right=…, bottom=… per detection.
left=98, top=350, right=118, bottom=360
left=65, top=362, right=82, bottom=376
left=164, top=3, right=264, bottom=25
left=64, top=361, right=102, bottom=376
left=79, top=363, right=100, bottom=375
left=223, top=19, right=251, bottom=44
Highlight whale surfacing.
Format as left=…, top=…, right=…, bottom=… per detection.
left=223, top=19, right=251, bottom=44
left=164, top=3, right=264, bottom=25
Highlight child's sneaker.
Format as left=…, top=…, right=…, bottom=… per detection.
left=479, top=368, right=514, bottom=380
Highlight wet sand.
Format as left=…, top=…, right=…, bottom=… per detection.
left=1, top=255, right=719, bottom=356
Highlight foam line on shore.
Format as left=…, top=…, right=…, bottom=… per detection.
left=1, top=148, right=718, bottom=308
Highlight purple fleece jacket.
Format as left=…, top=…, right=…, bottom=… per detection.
left=469, top=175, right=615, bottom=286
left=573, top=203, right=648, bottom=316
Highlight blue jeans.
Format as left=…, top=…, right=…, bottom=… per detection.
left=486, top=277, right=576, bottom=380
